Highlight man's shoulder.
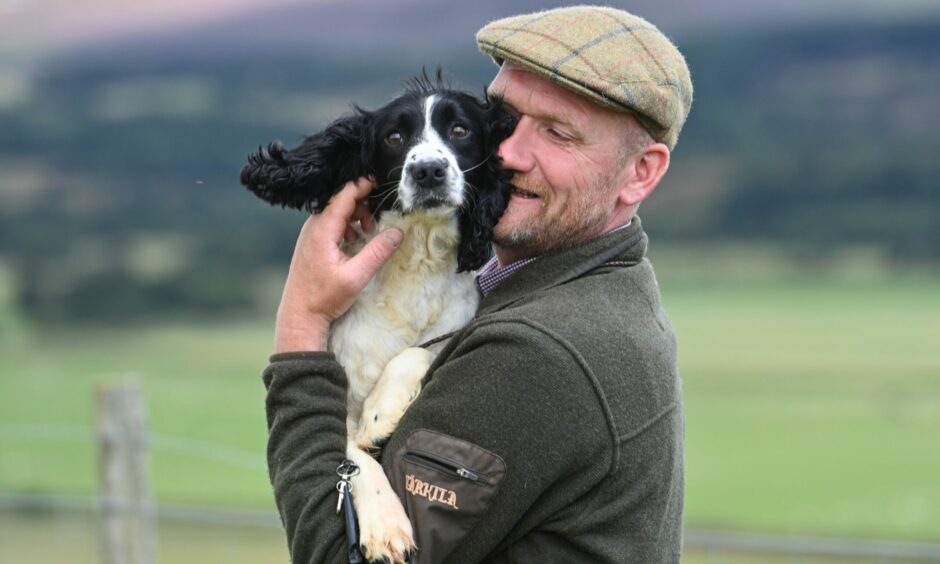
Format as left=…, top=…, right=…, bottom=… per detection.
left=484, top=256, right=670, bottom=348
left=469, top=258, right=681, bottom=437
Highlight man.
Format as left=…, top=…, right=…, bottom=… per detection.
left=264, top=6, right=693, bottom=563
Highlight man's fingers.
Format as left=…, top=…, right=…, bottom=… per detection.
left=345, top=228, right=403, bottom=288
left=344, top=225, right=358, bottom=244
left=352, top=176, right=376, bottom=199
left=320, top=179, right=376, bottom=244
left=351, top=201, right=374, bottom=233
left=337, top=177, right=375, bottom=206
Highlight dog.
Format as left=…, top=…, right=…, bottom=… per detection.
left=240, top=72, right=515, bottom=562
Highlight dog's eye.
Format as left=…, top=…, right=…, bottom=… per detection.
left=451, top=125, right=469, bottom=139
left=386, top=132, right=404, bottom=146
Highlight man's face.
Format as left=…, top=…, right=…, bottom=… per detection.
left=488, top=63, right=636, bottom=261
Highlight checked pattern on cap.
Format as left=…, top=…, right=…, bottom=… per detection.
left=476, top=6, right=693, bottom=149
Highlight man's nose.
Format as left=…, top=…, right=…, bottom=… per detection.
left=497, top=117, right=535, bottom=172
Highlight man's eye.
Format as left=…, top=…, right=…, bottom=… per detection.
left=386, top=132, right=404, bottom=146
left=547, top=128, right=569, bottom=141
left=451, top=125, right=469, bottom=139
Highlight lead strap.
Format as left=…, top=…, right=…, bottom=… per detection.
left=336, top=459, right=364, bottom=563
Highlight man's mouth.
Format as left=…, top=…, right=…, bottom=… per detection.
left=511, top=186, right=539, bottom=199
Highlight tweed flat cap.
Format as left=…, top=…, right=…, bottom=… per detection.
left=476, top=5, right=693, bottom=149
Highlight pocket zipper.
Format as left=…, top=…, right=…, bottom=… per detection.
left=404, top=451, right=491, bottom=485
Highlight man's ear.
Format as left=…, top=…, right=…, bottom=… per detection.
left=618, top=143, right=670, bottom=206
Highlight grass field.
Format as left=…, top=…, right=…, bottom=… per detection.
left=1, top=278, right=939, bottom=548
left=1, top=513, right=922, bottom=564
left=665, top=279, right=940, bottom=542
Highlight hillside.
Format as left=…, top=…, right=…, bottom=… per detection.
left=17, top=0, right=940, bottom=58
left=1, top=15, right=938, bottom=323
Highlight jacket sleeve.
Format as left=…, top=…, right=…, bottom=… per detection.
left=262, top=351, right=350, bottom=564
left=383, top=319, right=617, bottom=563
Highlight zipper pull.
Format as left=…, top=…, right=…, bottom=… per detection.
left=456, top=467, right=479, bottom=481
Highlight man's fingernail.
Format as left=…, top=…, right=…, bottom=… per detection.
left=383, top=229, right=403, bottom=248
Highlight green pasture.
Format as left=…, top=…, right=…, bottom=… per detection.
left=666, top=279, right=940, bottom=542
left=1, top=279, right=939, bottom=543
left=2, top=513, right=916, bottom=564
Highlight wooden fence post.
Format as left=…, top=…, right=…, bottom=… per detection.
left=97, top=381, right=157, bottom=564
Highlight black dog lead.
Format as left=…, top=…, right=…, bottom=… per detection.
left=336, top=460, right=365, bottom=563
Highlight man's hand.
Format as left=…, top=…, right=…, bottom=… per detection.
left=275, top=178, right=403, bottom=353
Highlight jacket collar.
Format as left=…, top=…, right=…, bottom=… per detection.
left=478, top=216, right=648, bottom=315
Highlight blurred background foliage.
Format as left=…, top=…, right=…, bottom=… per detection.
left=1, top=1, right=938, bottom=324
left=1, top=0, right=939, bottom=561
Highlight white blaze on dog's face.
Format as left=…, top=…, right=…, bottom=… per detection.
left=397, top=95, right=465, bottom=211
left=378, top=94, right=479, bottom=213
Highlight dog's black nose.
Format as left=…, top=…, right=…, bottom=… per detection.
left=409, top=159, right=448, bottom=188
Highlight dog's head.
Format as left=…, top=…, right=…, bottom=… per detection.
left=240, top=73, right=516, bottom=271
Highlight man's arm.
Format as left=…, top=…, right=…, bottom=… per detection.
left=264, top=178, right=403, bottom=563
left=263, top=352, right=350, bottom=562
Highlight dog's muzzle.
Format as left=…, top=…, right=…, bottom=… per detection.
left=407, top=158, right=449, bottom=190
left=404, top=157, right=460, bottom=210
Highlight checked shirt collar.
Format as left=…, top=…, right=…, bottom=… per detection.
left=476, top=221, right=632, bottom=297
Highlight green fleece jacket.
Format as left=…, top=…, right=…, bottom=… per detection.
left=263, top=218, right=684, bottom=563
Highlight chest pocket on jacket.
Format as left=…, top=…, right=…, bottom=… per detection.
left=388, top=428, right=506, bottom=563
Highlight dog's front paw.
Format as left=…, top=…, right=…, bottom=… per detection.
left=347, top=444, right=417, bottom=562
left=356, top=484, right=416, bottom=563
left=355, top=347, right=431, bottom=450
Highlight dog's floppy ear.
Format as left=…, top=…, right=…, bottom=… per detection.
left=456, top=94, right=517, bottom=272
left=240, top=110, right=374, bottom=213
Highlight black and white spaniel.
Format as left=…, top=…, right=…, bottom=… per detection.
left=240, top=73, right=515, bottom=562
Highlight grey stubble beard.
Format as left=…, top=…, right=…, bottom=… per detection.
left=495, top=188, right=613, bottom=258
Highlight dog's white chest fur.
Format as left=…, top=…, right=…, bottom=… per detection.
left=330, top=210, right=478, bottom=420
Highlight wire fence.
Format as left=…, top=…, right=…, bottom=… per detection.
left=0, top=422, right=265, bottom=471
left=3, top=492, right=940, bottom=561
left=2, top=421, right=940, bottom=562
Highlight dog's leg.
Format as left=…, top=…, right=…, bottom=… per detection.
left=353, top=347, right=432, bottom=450
left=346, top=442, right=416, bottom=562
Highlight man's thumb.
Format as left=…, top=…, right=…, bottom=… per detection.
left=349, top=228, right=403, bottom=284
